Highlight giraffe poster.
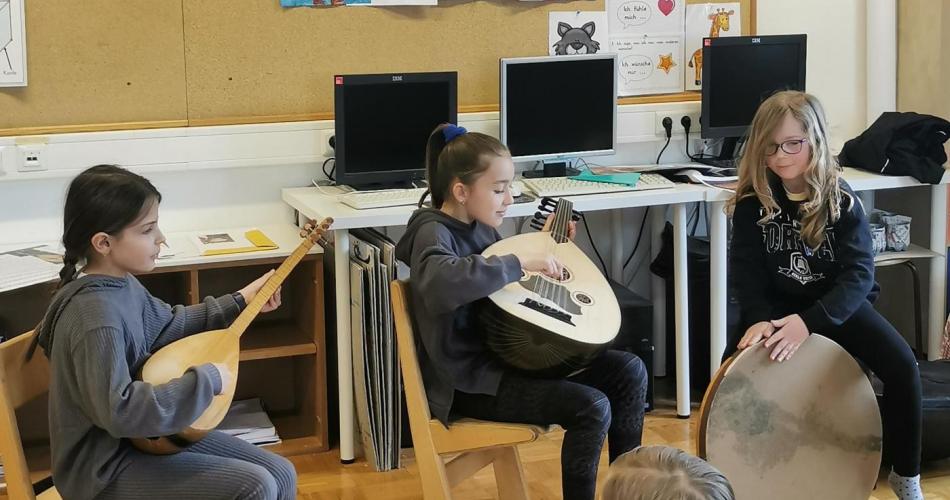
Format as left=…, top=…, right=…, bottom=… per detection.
left=685, top=3, right=741, bottom=91
left=0, top=0, right=26, bottom=87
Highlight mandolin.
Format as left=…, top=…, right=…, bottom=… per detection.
left=130, top=217, right=333, bottom=454
left=479, top=198, right=620, bottom=377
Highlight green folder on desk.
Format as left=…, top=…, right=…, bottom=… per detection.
left=571, top=170, right=642, bottom=187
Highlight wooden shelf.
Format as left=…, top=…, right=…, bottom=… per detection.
left=240, top=322, right=317, bottom=361
left=874, top=243, right=940, bottom=265
left=0, top=239, right=329, bottom=465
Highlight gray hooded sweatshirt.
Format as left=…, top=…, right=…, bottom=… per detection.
left=33, top=274, right=242, bottom=499
left=394, top=208, right=522, bottom=425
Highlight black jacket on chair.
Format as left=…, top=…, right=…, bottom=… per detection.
left=838, top=112, right=950, bottom=184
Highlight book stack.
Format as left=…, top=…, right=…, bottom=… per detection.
left=218, top=398, right=281, bottom=447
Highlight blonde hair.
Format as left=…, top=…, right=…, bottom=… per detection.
left=726, top=90, right=844, bottom=249
left=601, top=446, right=735, bottom=500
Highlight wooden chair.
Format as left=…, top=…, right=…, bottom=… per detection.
left=391, top=280, right=549, bottom=500
left=0, top=331, right=61, bottom=499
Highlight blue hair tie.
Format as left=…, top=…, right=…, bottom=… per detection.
left=442, top=124, right=467, bottom=143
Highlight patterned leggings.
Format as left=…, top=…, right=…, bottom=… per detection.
left=452, top=349, right=648, bottom=500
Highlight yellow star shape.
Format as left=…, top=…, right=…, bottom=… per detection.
left=657, top=53, right=676, bottom=74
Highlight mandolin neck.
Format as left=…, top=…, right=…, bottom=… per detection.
left=226, top=236, right=317, bottom=337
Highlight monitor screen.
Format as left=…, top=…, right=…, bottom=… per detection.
left=701, top=35, right=807, bottom=138
left=501, top=54, right=617, bottom=162
left=334, top=72, right=457, bottom=188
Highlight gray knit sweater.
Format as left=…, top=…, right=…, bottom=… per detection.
left=34, top=274, right=242, bottom=500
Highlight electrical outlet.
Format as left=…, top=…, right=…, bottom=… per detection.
left=17, top=144, right=47, bottom=172
left=320, top=130, right=335, bottom=157
left=655, top=111, right=702, bottom=137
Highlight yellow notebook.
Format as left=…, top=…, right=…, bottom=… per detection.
left=191, top=228, right=279, bottom=256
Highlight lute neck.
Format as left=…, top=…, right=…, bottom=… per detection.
left=550, top=198, right=573, bottom=244
left=227, top=226, right=326, bottom=336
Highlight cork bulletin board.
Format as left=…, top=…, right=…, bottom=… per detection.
left=0, top=0, right=754, bottom=136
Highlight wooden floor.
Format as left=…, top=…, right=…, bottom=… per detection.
left=289, top=405, right=950, bottom=499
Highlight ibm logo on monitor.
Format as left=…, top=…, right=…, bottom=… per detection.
left=392, top=75, right=403, bottom=82
left=752, top=37, right=761, bottom=43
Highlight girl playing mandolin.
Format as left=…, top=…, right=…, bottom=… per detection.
left=394, top=124, right=648, bottom=500
left=30, top=165, right=296, bottom=500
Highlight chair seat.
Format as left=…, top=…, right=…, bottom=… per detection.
left=37, top=486, right=61, bottom=500
left=431, top=418, right=555, bottom=455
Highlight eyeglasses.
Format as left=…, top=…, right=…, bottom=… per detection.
left=766, top=138, right=808, bottom=156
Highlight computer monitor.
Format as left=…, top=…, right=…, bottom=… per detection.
left=334, top=71, right=457, bottom=189
left=701, top=34, right=807, bottom=143
left=500, top=54, right=617, bottom=175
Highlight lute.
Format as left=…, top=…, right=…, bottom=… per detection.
left=478, top=198, right=620, bottom=377
left=130, top=218, right=333, bottom=454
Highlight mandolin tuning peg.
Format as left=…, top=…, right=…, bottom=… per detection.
left=571, top=210, right=581, bottom=222
left=529, top=221, right=545, bottom=231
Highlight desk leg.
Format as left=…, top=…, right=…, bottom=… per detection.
left=673, top=203, right=690, bottom=417
left=929, top=185, right=947, bottom=360
left=611, top=210, right=624, bottom=280
left=709, top=201, right=728, bottom=377
left=334, top=229, right=357, bottom=463
left=651, top=206, right=667, bottom=377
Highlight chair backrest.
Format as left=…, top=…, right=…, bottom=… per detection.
left=0, top=330, right=52, bottom=500
left=390, top=281, right=435, bottom=424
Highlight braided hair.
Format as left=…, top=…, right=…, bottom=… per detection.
left=56, top=165, right=162, bottom=289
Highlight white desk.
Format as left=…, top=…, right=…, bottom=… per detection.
left=704, top=167, right=950, bottom=378
left=282, top=183, right=708, bottom=462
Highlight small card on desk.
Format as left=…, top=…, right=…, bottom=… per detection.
left=191, top=228, right=279, bottom=256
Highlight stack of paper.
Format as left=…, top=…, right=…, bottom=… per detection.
left=349, top=228, right=404, bottom=471
left=218, top=398, right=281, bottom=447
left=0, top=251, right=61, bottom=293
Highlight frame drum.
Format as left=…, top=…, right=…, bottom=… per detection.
left=698, top=334, right=882, bottom=500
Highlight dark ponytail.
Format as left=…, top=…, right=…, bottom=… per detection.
left=422, top=123, right=510, bottom=208
left=57, top=164, right=162, bottom=289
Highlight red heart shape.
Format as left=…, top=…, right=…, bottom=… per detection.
left=658, top=0, right=674, bottom=16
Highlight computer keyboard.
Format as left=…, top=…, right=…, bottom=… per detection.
left=522, top=173, right=676, bottom=197
left=338, top=188, right=429, bottom=210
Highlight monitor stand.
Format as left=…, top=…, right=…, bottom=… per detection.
left=521, top=161, right=581, bottom=178
left=694, top=137, right=740, bottom=171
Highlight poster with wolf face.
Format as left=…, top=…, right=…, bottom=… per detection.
left=549, top=12, right=609, bottom=56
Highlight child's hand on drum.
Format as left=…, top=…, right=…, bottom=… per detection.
left=765, top=314, right=810, bottom=362
left=737, top=321, right=775, bottom=349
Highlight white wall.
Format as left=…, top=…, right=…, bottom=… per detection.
left=757, top=0, right=868, bottom=151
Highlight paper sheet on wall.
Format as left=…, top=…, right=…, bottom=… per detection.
left=607, top=0, right=684, bottom=38
left=612, top=35, right=684, bottom=96
left=0, top=0, right=27, bottom=87
left=684, top=3, right=741, bottom=90
left=548, top=11, right=610, bottom=56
